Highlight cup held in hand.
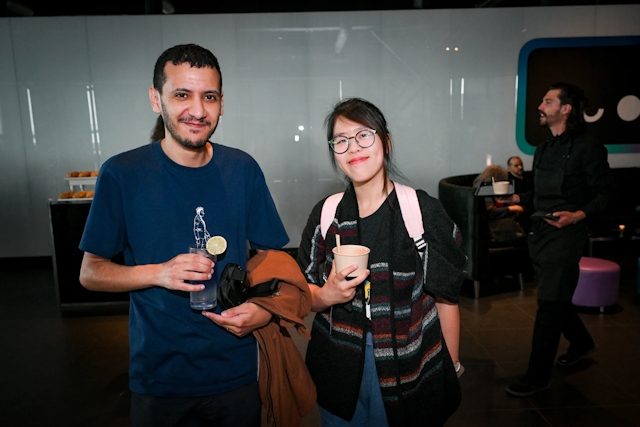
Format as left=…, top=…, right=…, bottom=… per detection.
left=332, top=244, right=370, bottom=278
left=492, top=181, right=510, bottom=195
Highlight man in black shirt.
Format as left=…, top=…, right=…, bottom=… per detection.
left=505, top=83, right=615, bottom=397
left=507, top=156, right=534, bottom=234
left=507, top=156, right=533, bottom=194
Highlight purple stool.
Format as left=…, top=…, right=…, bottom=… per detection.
left=572, top=257, right=620, bottom=313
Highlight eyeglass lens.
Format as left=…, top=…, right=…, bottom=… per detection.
left=330, top=129, right=376, bottom=153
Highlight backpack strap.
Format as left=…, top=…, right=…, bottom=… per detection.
left=320, top=192, right=344, bottom=238
left=394, top=183, right=426, bottom=253
left=320, top=184, right=425, bottom=256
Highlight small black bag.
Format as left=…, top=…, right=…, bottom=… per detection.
left=217, top=263, right=281, bottom=310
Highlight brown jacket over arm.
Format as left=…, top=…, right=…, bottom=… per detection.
left=247, top=250, right=316, bottom=427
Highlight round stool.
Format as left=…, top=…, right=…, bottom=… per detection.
left=572, top=257, right=620, bottom=313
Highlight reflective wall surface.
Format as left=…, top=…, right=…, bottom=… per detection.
left=1, top=5, right=639, bottom=257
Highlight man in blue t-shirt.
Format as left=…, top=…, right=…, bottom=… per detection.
left=79, top=44, right=289, bottom=427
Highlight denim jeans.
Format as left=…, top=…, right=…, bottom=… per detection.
left=319, top=332, right=390, bottom=427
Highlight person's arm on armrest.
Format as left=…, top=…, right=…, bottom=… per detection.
left=508, top=204, right=524, bottom=215
left=79, top=252, right=212, bottom=293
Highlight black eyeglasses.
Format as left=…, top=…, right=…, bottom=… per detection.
left=328, top=129, right=377, bottom=154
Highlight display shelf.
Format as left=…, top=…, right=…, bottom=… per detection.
left=56, top=198, right=94, bottom=202
left=64, top=177, right=97, bottom=189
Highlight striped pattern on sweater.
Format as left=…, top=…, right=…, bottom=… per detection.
left=298, top=186, right=464, bottom=426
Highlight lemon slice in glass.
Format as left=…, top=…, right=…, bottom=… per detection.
left=206, top=236, right=227, bottom=256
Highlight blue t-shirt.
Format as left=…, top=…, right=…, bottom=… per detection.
left=80, top=141, right=289, bottom=397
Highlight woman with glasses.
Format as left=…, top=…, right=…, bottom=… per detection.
left=297, top=98, right=466, bottom=427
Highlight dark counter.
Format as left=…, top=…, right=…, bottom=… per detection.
left=48, top=200, right=128, bottom=307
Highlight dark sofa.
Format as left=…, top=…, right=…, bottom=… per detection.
left=438, top=173, right=527, bottom=298
left=437, top=167, right=640, bottom=298
left=437, top=173, right=486, bottom=288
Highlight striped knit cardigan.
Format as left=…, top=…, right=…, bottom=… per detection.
left=297, top=184, right=466, bottom=427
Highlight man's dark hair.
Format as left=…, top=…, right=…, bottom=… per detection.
left=153, top=44, right=222, bottom=93
left=549, top=82, right=588, bottom=133
left=507, top=156, right=521, bottom=167
left=150, top=115, right=165, bottom=142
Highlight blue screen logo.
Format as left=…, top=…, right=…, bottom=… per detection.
left=516, top=36, right=640, bottom=155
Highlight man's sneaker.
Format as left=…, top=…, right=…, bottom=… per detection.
left=505, top=378, right=551, bottom=397
left=556, top=345, right=596, bottom=367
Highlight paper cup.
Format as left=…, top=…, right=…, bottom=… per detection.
left=332, top=245, right=370, bottom=277
left=492, top=181, right=510, bottom=195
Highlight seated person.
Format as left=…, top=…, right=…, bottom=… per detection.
left=473, top=165, right=525, bottom=243
left=507, top=156, right=534, bottom=194
left=506, top=156, right=533, bottom=233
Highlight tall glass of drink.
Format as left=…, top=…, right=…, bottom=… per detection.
left=188, top=245, right=217, bottom=310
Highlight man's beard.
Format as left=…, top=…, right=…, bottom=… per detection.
left=539, top=110, right=560, bottom=128
left=539, top=112, right=548, bottom=127
left=161, top=103, right=217, bottom=150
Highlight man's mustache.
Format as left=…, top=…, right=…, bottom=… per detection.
left=179, top=117, right=212, bottom=126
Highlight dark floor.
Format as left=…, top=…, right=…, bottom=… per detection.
left=1, top=258, right=639, bottom=427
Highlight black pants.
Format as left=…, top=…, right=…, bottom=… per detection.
left=526, top=299, right=594, bottom=383
left=130, top=381, right=261, bottom=427
left=525, top=223, right=593, bottom=383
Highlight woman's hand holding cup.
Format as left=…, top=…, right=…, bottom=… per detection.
left=322, top=261, right=369, bottom=307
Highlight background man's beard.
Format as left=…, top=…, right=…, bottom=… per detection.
left=539, top=113, right=548, bottom=127
left=539, top=111, right=561, bottom=129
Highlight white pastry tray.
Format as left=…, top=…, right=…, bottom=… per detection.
left=64, top=177, right=97, bottom=186
left=56, top=198, right=93, bottom=202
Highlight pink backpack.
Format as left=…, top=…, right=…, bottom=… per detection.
left=320, top=182, right=426, bottom=258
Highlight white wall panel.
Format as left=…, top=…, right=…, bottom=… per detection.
left=523, top=6, right=597, bottom=41
left=595, top=6, right=640, bottom=36
left=11, top=17, right=93, bottom=257
left=0, top=5, right=638, bottom=257
left=0, top=20, right=30, bottom=258
left=86, top=16, right=164, bottom=160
